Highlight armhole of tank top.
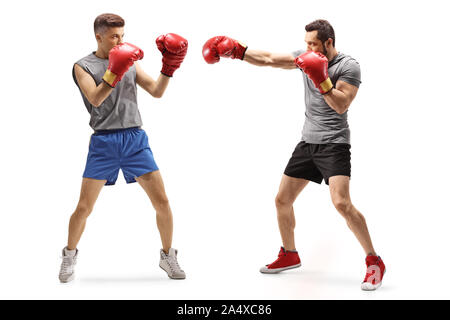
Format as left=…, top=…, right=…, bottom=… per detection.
left=72, top=63, right=80, bottom=87
left=73, top=62, right=97, bottom=87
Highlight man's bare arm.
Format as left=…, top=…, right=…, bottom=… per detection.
left=74, top=64, right=113, bottom=107
left=243, top=50, right=297, bottom=69
left=135, top=63, right=170, bottom=98
left=323, top=80, right=359, bottom=114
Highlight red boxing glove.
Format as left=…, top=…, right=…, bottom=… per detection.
left=294, top=51, right=333, bottom=94
left=156, top=33, right=188, bottom=77
left=202, top=36, right=247, bottom=64
left=103, top=42, right=144, bottom=87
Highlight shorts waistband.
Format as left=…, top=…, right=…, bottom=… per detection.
left=93, top=126, right=141, bottom=135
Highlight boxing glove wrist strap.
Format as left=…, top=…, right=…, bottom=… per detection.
left=102, top=70, right=118, bottom=87
left=161, top=64, right=174, bottom=77
left=236, top=41, right=248, bottom=60
left=320, top=77, right=333, bottom=94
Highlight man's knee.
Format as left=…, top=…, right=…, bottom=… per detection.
left=275, top=193, right=294, bottom=210
left=332, top=197, right=352, bottom=216
left=74, top=203, right=94, bottom=219
left=153, top=196, right=170, bottom=212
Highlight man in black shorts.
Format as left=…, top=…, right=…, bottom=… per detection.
left=202, top=20, right=385, bottom=290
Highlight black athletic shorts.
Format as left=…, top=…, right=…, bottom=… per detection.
left=284, top=141, right=351, bottom=185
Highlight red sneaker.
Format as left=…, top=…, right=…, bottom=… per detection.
left=361, top=255, right=386, bottom=291
left=260, top=247, right=301, bottom=274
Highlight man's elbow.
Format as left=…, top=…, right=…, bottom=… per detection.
left=336, top=104, right=350, bottom=114
left=151, top=90, right=163, bottom=99
left=264, top=55, right=281, bottom=67
left=90, top=98, right=102, bottom=108
left=91, top=95, right=108, bottom=107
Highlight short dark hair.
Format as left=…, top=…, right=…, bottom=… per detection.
left=94, top=13, right=125, bottom=35
left=305, top=19, right=335, bottom=47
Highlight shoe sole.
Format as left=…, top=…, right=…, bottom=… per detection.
left=260, top=263, right=301, bottom=274
left=361, top=281, right=382, bottom=291
left=59, top=274, right=75, bottom=283
left=361, top=268, right=386, bottom=291
left=159, top=265, right=186, bottom=280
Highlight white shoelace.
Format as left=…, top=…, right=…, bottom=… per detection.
left=61, top=256, right=74, bottom=273
left=164, top=254, right=181, bottom=273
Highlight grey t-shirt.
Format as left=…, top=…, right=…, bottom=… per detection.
left=292, top=50, right=361, bottom=144
left=73, top=52, right=143, bottom=131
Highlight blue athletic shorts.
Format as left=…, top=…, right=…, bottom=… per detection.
left=83, top=127, right=159, bottom=185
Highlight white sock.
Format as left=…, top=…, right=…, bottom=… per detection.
left=64, top=247, right=77, bottom=257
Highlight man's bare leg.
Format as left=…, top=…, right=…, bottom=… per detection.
left=136, top=170, right=185, bottom=279
left=136, top=170, right=173, bottom=254
left=60, top=177, right=105, bottom=283
left=67, top=177, right=106, bottom=250
left=275, top=175, right=309, bottom=251
left=328, top=175, right=376, bottom=256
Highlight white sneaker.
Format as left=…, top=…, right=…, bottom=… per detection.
left=59, top=247, right=78, bottom=283
left=159, top=248, right=186, bottom=279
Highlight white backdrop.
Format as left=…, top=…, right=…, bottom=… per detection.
left=0, top=0, right=449, bottom=299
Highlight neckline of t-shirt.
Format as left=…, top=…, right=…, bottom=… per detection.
left=92, top=51, right=108, bottom=61
left=328, top=52, right=343, bottom=66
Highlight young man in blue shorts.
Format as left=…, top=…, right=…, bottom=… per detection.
left=59, top=13, right=187, bottom=282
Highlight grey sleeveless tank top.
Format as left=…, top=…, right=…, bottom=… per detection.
left=73, top=52, right=143, bottom=131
